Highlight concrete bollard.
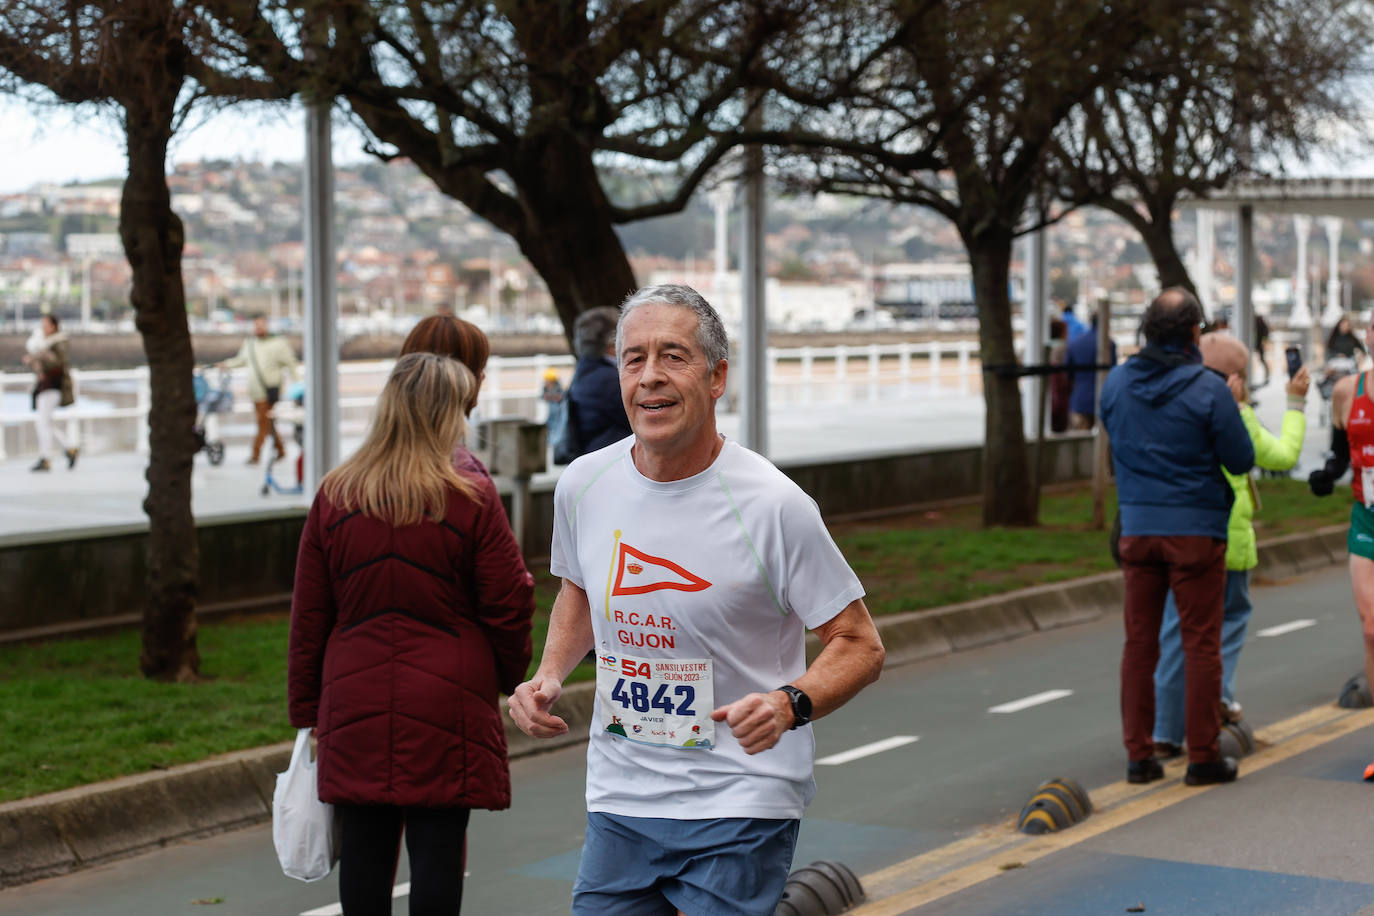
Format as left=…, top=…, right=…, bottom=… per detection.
left=774, top=860, right=865, bottom=915
left=1338, top=672, right=1373, bottom=709
left=1017, top=777, right=1092, bottom=835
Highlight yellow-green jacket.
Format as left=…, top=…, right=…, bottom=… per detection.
left=1226, top=404, right=1305, bottom=571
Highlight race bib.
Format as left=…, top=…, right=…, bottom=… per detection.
left=595, top=652, right=715, bottom=750
left=1364, top=467, right=1374, bottom=509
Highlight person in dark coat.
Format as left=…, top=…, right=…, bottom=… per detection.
left=1100, top=288, right=1254, bottom=789
left=559, top=306, right=632, bottom=461
left=289, top=352, right=535, bottom=915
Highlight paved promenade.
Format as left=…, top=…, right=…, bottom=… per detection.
left=0, top=372, right=1329, bottom=541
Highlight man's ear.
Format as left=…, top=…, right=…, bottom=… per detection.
left=710, top=359, right=728, bottom=399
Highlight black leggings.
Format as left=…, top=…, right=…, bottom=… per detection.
left=337, top=804, right=470, bottom=916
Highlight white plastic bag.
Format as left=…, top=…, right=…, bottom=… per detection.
left=272, top=728, right=340, bottom=882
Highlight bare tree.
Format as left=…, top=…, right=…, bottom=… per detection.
left=0, top=1, right=280, bottom=680
left=768, top=0, right=1173, bottom=526
left=1051, top=0, right=1365, bottom=303
left=195, top=0, right=812, bottom=342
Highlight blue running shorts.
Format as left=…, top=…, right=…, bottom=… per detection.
left=571, top=812, right=800, bottom=916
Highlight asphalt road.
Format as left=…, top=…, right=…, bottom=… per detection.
left=0, top=564, right=1361, bottom=916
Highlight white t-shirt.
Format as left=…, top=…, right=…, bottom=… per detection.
left=550, top=436, right=865, bottom=820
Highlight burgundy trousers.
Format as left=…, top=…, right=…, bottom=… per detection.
left=1119, top=534, right=1227, bottom=764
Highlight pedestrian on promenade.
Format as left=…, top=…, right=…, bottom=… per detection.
left=1152, top=333, right=1308, bottom=758
left=288, top=352, right=535, bottom=915
left=1101, top=288, right=1255, bottom=787
left=1065, top=307, right=1117, bottom=430
left=509, top=284, right=886, bottom=916
left=1326, top=315, right=1367, bottom=363
left=21, top=313, right=78, bottom=472
left=1308, top=319, right=1374, bottom=779
left=401, top=312, right=494, bottom=485
left=1060, top=299, right=1088, bottom=340
left=219, top=313, right=297, bottom=464
left=1048, top=317, right=1071, bottom=434
left=540, top=367, right=567, bottom=448
left=1254, top=312, right=1272, bottom=387
left=555, top=306, right=631, bottom=463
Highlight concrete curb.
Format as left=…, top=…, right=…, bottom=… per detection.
left=0, top=523, right=1349, bottom=888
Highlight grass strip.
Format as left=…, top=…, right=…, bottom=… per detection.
left=0, top=480, right=1346, bottom=802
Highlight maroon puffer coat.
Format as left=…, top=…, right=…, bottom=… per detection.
left=287, top=464, right=534, bottom=810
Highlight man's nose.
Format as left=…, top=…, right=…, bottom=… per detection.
left=640, top=354, right=668, bottom=384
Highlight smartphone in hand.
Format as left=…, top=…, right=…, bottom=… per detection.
left=1285, top=346, right=1303, bottom=379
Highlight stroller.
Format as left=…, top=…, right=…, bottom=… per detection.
left=262, top=380, right=305, bottom=496
left=192, top=367, right=234, bottom=465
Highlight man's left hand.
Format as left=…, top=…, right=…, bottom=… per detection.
left=710, top=691, right=793, bottom=755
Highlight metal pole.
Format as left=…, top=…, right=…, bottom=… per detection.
left=739, top=97, right=767, bottom=455
left=1091, top=298, right=1112, bottom=529
left=303, top=101, right=340, bottom=495
left=1236, top=205, right=1255, bottom=353
left=1196, top=209, right=1215, bottom=312
left=1023, top=229, right=1046, bottom=438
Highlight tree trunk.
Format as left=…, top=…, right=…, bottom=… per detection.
left=1101, top=197, right=1197, bottom=297
left=1137, top=215, right=1196, bottom=297
left=512, top=137, right=639, bottom=349
left=121, top=113, right=201, bottom=682
left=967, top=228, right=1037, bottom=527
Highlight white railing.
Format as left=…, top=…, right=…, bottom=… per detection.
left=0, top=342, right=982, bottom=460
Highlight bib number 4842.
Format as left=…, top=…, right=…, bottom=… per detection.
left=610, top=678, right=696, bottom=716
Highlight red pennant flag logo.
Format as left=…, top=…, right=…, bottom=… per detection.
left=611, top=541, right=711, bottom=596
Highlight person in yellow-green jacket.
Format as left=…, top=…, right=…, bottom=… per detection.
left=1151, top=332, right=1309, bottom=758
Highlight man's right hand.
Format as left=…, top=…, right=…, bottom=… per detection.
left=508, top=673, right=569, bottom=738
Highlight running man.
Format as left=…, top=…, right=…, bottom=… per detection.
left=508, top=284, right=886, bottom=916
left=1309, top=319, right=1374, bottom=779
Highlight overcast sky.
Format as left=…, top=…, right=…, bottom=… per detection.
left=0, top=97, right=371, bottom=193
left=3, top=94, right=1373, bottom=196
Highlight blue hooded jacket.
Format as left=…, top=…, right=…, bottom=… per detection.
left=1100, top=343, right=1254, bottom=540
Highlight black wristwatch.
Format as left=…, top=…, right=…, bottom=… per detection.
left=775, top=685, right=813, bottom=729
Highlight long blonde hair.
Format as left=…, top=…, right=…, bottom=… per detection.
left=321, top=352, right=479, bottom=525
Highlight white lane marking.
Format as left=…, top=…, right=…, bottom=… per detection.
left=1258, top=618, right=1318, bottom=638
left=816, top=735, right=920, bottom=766
left=301, top=883, right=412, bottom=916
left=988, top=689, right=1074, bottom=714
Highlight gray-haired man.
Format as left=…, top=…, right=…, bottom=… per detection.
left=510, top=284, right=886, bottom=916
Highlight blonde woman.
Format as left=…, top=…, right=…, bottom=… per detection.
left=288, top=352, right=535, bottom=914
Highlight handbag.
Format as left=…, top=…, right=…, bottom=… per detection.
left=271, top=728, right=341, bottom=882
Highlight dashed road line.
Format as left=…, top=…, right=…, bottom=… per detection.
left=988, top=689, right=1073, bottom=714
left=817, top=735, right=920, bottom=766
left=1257, top=618, right=1318, bottom=638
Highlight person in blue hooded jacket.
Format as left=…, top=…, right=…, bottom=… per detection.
left=1100, top=288, right=1255, bottom=788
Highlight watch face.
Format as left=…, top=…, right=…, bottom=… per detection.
left=783, top=686, right=811, bottom=725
